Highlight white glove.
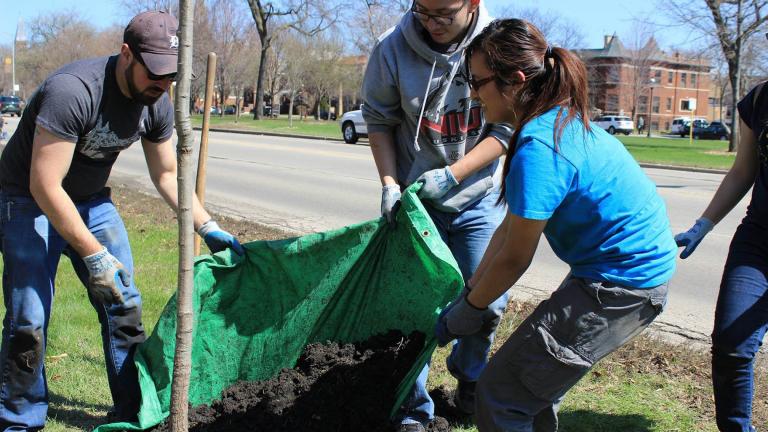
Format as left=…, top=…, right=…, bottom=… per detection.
left=416, top=166, right=459, bottom=200
left=83, top=248, right=128, bottom=305
left=381, top=184, right=401, bottom=224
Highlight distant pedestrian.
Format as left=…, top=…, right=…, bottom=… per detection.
left=637, top=116, right=645, bottom=134
left=0, top=11, right=243, bottom=430
left=675, top=80, right=768, bottom=432
left=435, top=19, right=677, bottom=431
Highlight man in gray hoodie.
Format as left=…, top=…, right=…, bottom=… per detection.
left=361, top=1, right=512, bottom=430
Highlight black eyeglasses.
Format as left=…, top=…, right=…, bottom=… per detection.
left=411, top=1, right=466, bottom=26
left=131, top=47, right=177, bottom=82
left=468, top=74, right=495, bottom=90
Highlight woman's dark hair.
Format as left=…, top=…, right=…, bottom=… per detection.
left=466, top=19, right=591, bottom=202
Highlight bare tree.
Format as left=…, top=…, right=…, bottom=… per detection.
left=246, top=0, right=341, bottom=120
left=303, top=33, right=345, bottom=120
left=115, top=0, right=178, bottom=16
left=347, top=0, right=404, bottom=55
left=17, top=11, right=120, bottom=98
left=170, top=0, right=195, bottom=429
left=280, top=31, right=311, bottom=126
left=665, top=0, right=768, bottom=151
left=210, top=0, right=258, bottom=117
left=497, top=5, right=586, bottom=48
left=622, top=23, right=660, bottom=124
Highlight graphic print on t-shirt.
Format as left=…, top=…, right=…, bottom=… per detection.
left=418, top=68, right=482, bottom=162
left=79, top=117, right=141, bottom=160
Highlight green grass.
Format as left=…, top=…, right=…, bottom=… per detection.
left=617, top=135, right=735, bottom=170
left=191, top=114, right=342, bottom=139
left=0, top=186, right=756, bottom=431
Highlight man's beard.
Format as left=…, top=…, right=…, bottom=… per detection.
left=125, top=63, right=165, bottom=106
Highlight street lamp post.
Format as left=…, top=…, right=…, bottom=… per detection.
left=647, top=78, right=657, bottom=138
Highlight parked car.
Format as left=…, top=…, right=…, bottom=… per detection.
left=224, top=105, right=237, bottom=115
left=692, top=123, right=730, bottom=140
left=594, top=115, right=634, bottom=135
left=339, top=108, right=367, bottom=144
left=679, top=119, right=709, bottom=137
left=0, top=95, right=24, bottom=116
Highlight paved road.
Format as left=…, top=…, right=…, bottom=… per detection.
left=0, top=117, right=752, bottom=346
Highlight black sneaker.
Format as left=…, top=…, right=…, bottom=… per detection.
left=454, top=380, right=476, bottom=415
left=396, top=423, right=426, bottom=432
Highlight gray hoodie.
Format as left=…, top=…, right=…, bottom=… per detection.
left=361, top=3, right=512, bottom=213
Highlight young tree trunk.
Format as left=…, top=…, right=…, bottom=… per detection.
left=170, top=0, right=195, bottom=430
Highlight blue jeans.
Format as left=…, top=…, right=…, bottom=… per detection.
left=0, top=192, right=145, bottom=431
left=711, top=223, right=768, bottom=432
left=396, top=191, right=507, bottom=425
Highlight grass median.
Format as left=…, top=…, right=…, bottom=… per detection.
left=2, top=185, right=763, bottom=431
left=191, top=115, right=736, bottom=171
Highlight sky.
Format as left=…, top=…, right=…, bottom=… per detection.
left=1, top=0, right=701, bottom=51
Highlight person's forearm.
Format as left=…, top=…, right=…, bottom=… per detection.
left=30, top=184, right=103, bottom=257
left=151, top=170, right=212, bottom=230
left=369, top=130, right=398, bottom=186
left=466, top=247, right=530, bottom=309
left=449, top=136, right=505, bottom=182
left=468, top=214, right=510, bottom=287
left=701, top=168, right=755, bottom=225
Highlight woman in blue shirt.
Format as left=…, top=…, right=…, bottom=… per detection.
left=435, top=19, right=678, bottom=431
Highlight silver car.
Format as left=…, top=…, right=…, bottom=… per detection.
left=339, top=109, right=368, bottom=144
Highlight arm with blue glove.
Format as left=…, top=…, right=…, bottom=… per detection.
left=142, top=136, right=244, bottom=255
left=197, top=219, right=244, bottom=255
left=674, top=119, right=759, bottom=259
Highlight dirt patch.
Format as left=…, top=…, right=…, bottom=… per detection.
left=150, top=330, right=450, bottom=432
left=109, top=183, right=289, bottom=244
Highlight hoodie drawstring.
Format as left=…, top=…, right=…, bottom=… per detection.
left=413, top=58, right=437, bottom=152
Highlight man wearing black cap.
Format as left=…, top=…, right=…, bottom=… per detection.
left=0, top=10, right=243, bottom=430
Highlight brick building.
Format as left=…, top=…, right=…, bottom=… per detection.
left=577, top=35, right=712, bottom=132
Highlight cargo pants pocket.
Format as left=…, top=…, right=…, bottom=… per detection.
left=512, top=325, right=593, bottom=402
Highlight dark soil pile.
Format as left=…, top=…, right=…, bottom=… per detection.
left=151, top=330, right=451, bottom=432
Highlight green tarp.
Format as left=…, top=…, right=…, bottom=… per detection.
left=95, top=184, right=463, bottom=431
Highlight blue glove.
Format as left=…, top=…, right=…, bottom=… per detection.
left=674, top=217, right=714, bottom=259
left=381, top=184, right=401, bottom=225
left=435, top=293, right=487, bottom=347
left=198, top=220, right=245, bottom=255
left=416, top=166, right=459, bottom=200
left=83, top=248, right=129, bottom=305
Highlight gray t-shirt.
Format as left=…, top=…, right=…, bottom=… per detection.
left=0, top=55, right=174, bottom=201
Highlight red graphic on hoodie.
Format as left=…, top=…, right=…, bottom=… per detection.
left=420, top=105, right=482, bottom=144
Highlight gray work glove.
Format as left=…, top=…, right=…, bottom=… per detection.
left=83, top=248, right=128, bottom=305
left=416, top=166, right=459, bottom=200
left=381, top=184, right=401, bottom=225
left=435, top=293, right=487, bottom=347
left=674, top=217, right=714, bottom=259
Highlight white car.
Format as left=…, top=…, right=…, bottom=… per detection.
left=594, top=115, right=634, bottom=135
left=339, top=109, right=368, bottom=144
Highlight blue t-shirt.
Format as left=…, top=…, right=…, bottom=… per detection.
left=505, top=108, right=677, bottom=288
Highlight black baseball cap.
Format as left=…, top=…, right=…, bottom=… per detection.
left=123, top=11, right=179, bottom=76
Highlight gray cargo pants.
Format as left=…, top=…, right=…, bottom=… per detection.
left=475, top=275, right=668, bottom=432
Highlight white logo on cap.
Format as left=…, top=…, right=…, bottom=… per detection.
left=170, top=36, right=179, bottom=49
